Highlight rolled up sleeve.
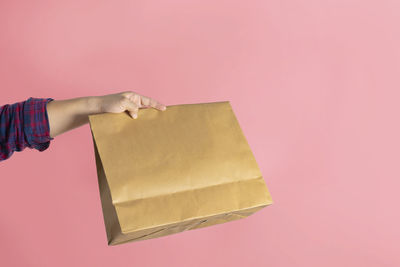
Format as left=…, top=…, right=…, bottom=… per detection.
left=0, top=97, right=54, bottom=161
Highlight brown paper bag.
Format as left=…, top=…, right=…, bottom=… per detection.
left=89, top=101, right=272, bottom=245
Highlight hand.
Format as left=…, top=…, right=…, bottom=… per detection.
left=47, top=91, right=166, bottom=138
left=98, top=91, right=167, bottom=119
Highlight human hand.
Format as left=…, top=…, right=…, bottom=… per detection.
left=98, top=91, right=167, bottom=119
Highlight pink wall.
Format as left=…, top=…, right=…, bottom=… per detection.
left=1, top=0, right=399, bottom=266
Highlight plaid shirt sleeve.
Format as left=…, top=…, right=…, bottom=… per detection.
left=0, top=97, right=54, bottom=162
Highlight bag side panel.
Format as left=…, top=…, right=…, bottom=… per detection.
left=93, top=136, right=123, bottom=245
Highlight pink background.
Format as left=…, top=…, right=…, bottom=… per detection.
left=1, top=0, right=399, bottom=266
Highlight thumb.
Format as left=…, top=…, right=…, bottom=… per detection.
left=122, top=99, right=140, bottom=119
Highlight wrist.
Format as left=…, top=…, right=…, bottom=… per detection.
left=86, top=96, right=103, bottom=114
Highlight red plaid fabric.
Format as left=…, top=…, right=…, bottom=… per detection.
left=0, top=97, right=54, bottom=162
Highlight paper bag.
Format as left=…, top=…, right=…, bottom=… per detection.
left=89, top=101, right=272, bottom=245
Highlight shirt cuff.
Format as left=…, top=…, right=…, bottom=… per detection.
left=23, top=97, right=55, bottom=152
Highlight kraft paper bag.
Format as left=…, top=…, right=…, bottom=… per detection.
left=89, top=101, right=272, bottom=246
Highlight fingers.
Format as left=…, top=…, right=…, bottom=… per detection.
left=139, top=95, right=167, bottom=111
left=123, top=91, right=166, bottom=111
left=122, top=92, right=166, bottom=119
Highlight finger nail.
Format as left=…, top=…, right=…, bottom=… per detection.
left=162, top=106, right=167, bottom=111
left=133, top=114, right=137, bottom=119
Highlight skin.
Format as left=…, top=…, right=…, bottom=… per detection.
left=46, top=91, right=166, bottom=138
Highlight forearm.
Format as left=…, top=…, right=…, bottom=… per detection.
left=0, top=92, right=164, bottom=162
left=46, top=96, right=102, bottom=138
